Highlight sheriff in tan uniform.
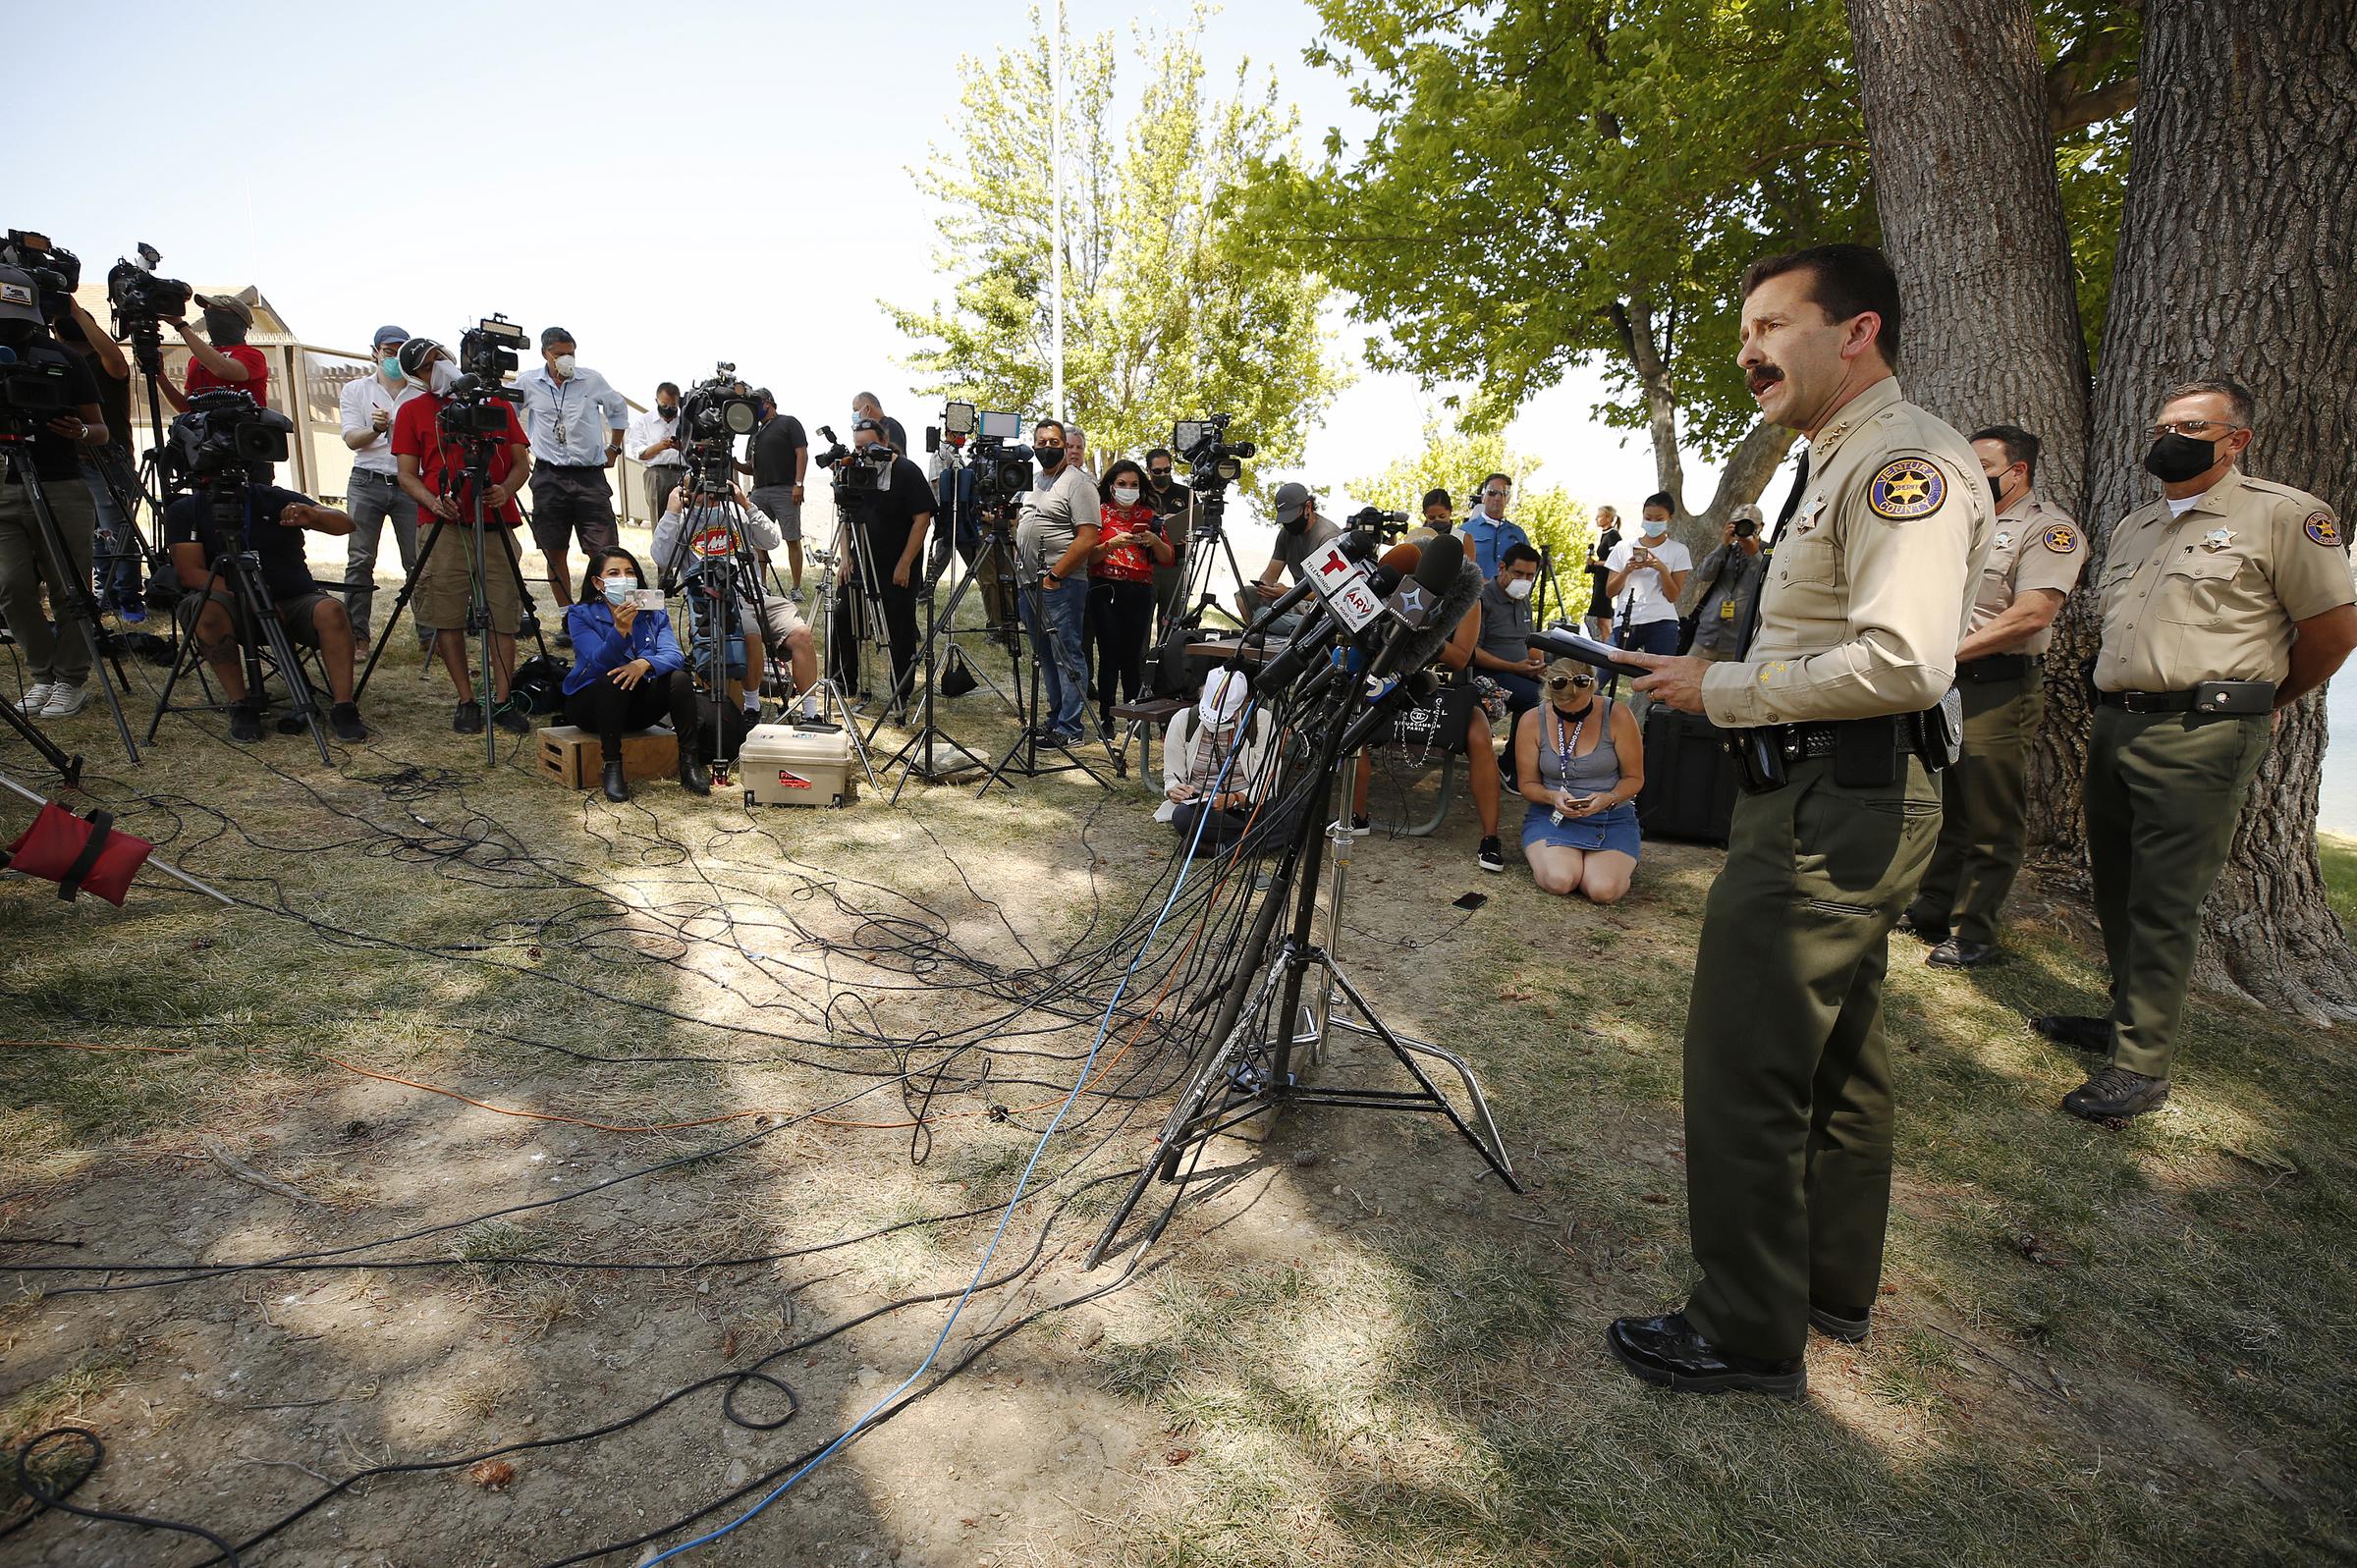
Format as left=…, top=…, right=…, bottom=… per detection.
left=1903, top=427, right=2089, bottom=964
left=2043, top=379, right=2357, bottom=1123
left=1610, top=243, right=1995, bottom=1398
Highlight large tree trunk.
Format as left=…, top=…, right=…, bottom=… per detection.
left=2046, top=0, right=2357, bottom=1020
left=1844, top=0, right=2091, bottom=507
left=1615, top=295, right=1795, bottom=568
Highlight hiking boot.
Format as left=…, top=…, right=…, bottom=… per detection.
left=329, top=701, right=368, bottom=742
left=453, top=699, right=485, bottom=734
left=228, top=701, right=265, bottom=742
left=1926, top=937, right=2001, bottom=969
left=2032, top=1013, right=2112, bottom=1053
left=2062, top=1065, right=2169, bottom=1124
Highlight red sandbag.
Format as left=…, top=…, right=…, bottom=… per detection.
left=2, top=802, right=154, bottom=905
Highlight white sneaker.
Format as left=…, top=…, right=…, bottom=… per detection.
left=39, top=682, right=89, bottom=718
left=15, top=681, right=57, bottom=715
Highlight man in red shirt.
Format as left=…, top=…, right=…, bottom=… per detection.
left=160, top=293, right=270, bottom=412
left=389, top=337, right=536, bottom=736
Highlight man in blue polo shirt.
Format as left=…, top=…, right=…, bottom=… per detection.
left=1460, top=471, right=1531, bottom=579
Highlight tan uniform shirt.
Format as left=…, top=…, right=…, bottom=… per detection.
left=2094, top=468, right=2353, bottom=692
left=1970, top=491, right=2087, bottom=656
left=1702, top=377, right=1994, bottom=728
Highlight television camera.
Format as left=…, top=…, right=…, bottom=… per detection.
left=436, top=315, right=529, bottom=438
left=679, top=362, right=758, bottom=487
left=103, top=243, right=194, bottom=375
left=169, top=388, right=293, bottom=483
left=813, top=422, right=896, bottom=493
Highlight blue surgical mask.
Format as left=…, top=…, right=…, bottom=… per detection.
left=379, top=355, right=403, bottom=379
left=602, top=575, right=637, bottom=606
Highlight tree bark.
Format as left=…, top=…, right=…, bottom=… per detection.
left=2052, top=0, right=2357, bottom=1021
left=1844, top=0, right=2092, bottom=512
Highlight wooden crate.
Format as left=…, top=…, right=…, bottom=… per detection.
left=534, top=725, right=680, bottom=789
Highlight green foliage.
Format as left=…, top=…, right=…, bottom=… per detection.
left=886, top=7, right=1348, bottom=482
left=1348, top=424, right=1595, bottom=615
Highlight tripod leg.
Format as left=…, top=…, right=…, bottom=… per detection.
left=11, top=462, right=138, bottom=763
left=355, top=515, right=445, bottom=703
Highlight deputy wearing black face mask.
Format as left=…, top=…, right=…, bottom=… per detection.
left=160, top=293, right=270, bottom=414
left=2033, top=377, right=2357, bottom=1124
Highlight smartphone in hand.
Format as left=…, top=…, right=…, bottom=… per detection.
left=630, top=589, right=667, bottom=611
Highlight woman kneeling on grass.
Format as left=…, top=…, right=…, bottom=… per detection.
left=562, top=547, right=709, bottom=804
left=1513, top=658, right=1643, bottom=903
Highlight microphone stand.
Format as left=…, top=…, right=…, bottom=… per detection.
left=1083, top=603, right=1522, bottom=1271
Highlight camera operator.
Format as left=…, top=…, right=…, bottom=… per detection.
left=1687, top=504, right=1767, bottom=662
left=1017, top=418, right=1098, bottom=745
left=850, top=392, right=907, bottom=455
left=163, top=477, right=368, bottom=742
left=1142, top=446, right=1189, bottom=630
left=1245, top=482, right=1338, bottom=636
left=159, top=293, right=268, bottom=413
left=389, top=338, right=536, bottom=736
left=0, top=263, right=109, bottom=720
left=338, top=325, right=433, bottom=658
left=629, top=382, right=687, bottom=523
left=653, top=478, right=820, bottom=723
left=745, top=390, right=809, bottom=599
left=516, top=327, right=627, bottom=624
left=829, top=419, right=934, bottom=709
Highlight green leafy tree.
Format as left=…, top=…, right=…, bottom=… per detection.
left=886, top=7, right=1348, bottom=484
left=1348, top=425, right=1596, bottom=617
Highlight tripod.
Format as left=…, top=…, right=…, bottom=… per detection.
left=142, top=481, right=332, bottom=764
left=352, top=439, right=547, bottom=768
left=1084, top=695, right=1520, bottom=1269
left=1163, top=484, right=1253, bottom=639
left=793, top=505, right=883, bottom=792
left=978, top=572, right=1112, bottom=796
left=882, top=468, right=1020, bottom=797
left=0, top=438, right=141, bottom=764
left=661, top=482, right=799, bottom=779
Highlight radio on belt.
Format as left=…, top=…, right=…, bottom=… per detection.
left=738, top=722, right=856, bottom=808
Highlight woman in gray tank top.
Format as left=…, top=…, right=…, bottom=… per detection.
left=1511, top=657, right=1645, bottom=901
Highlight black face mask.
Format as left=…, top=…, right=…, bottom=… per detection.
left=1037, top=446, right=1065, bottom=469
left=2144, top=431, right=2222, bottom=483
left=202, top=311, right=245, bottom=344
left=658, top=405, right=679, bottom=419
left=1430, top=516, right=1453, bottom=533
left=1989, top=473, right=2007, bottom=508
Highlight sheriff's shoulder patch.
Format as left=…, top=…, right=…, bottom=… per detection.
left=2304, top=510, right=2343, bottom=549
left=2042, top=522, right=2080, bottom=554
left=1867, top=457, right=1945, bottom=519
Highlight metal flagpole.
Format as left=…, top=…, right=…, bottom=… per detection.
left=1051, top=0, right=1066, bottom=422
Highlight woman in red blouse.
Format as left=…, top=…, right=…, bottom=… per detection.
left=1085, top=459, right=1174, bottom=737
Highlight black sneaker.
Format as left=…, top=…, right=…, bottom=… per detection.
left=1349, top=813, right=1372, bottom=838
left=1477, top=836, right=1506, bottom=873
left=2062, top=1065, right=2169, bottom=1124
left=328, top=701, right=368, bottom=742
left=453, top=699, right=485, bottom=734
left=491, top=698, right=534, bottom=736
left=227, top=701, right=264, bottom=742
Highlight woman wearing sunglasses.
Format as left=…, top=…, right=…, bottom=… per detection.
left=1512, top=657, right=1644, bottom=902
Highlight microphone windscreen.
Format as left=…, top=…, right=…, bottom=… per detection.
left=1378, top=539, right=1424, bottom=577
left=1411, top=532, right=1465, bottom=594
left=1379, top=555, right=1485, bottom=678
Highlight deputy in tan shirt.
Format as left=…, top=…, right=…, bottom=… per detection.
left=1610, top=243, right=1993, bottom=1400
left=1901, top=424, right=2088, bottom=967
left=2038, top=378, right=2357, bottom=1124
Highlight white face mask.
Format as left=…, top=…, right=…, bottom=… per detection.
left=419, top=360, right=458, bottom=396
left=1111, top=485, right=1140, bottom=507
left=553, top=353, right=576, bottom=377
left=1505, top=576, right=1534, bottom=601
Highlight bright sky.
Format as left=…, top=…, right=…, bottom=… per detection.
left=17, top=0, right=1717, bottom=538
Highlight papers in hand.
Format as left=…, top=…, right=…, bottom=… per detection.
left=1524, top=627, right=1651, bottom=676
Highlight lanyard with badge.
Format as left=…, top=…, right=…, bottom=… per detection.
left=1549, top=706, right=1589, bottom=826
left=550, top=374, right=574, bottom=448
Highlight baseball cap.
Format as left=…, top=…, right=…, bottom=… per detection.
left=1730, top=503, right=1764, bottom=525
left=1271, top=481, right=1312, bottom=527
left=0, top=265, right=44, bottom=332
left=540, top=326, right=574, bottom=349
left=192, top=293, right=254, bottom=327
left=372, top=324, right=410, bottom=349
left=749, top=388, right=772, bottom=405
left=397, top=337, right=445, bottom=377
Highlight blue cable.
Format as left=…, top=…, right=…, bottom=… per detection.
left=644, top=699, right=1260, bottom=1562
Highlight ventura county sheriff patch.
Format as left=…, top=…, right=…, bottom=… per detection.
left=1867, top=457, right=1946, bottom=519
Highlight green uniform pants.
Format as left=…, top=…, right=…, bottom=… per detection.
left=0, top=469, right=99, bottom=687
left=2084, top=706, right=2270, bottom=1081
left=1681, top=754, right=1941, bottom=1362
left=1910, top=674, right=2040, bottom=945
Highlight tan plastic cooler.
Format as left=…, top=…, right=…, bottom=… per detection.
left=738, top=723, right=855, bottom=807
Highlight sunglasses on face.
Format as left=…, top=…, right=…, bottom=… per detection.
left=1148, top=466, right=1172, bottom=477
left=1547, top=674, right=1596, bottom=690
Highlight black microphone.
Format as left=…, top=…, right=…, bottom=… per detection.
left=1256, top=564, right=1402, bottom=690
left=1335, top=543, right=1484, bottom=754
left=1237, top=529, right=1378, bottom=637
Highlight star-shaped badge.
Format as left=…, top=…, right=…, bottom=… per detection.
left=2202, top=527, right=2234, bottom=552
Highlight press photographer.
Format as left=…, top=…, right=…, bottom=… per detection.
left=1686, top=505, right=1766, bottom=662
left=0, top=261, right=109, bottom=721
left=159, top=292, right=269, bottom=413
left=389, top=335, right=537, bottom=736
left=1015, top=419, right=1097, bottom=746
left=652, top=478, right=819, bottom=724
left=820, top=419, right=933, bottom=710
left=162, top=459, right=369, bottom=743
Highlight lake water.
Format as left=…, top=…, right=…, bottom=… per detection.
left=2324, top=680, right=2357, bottom=836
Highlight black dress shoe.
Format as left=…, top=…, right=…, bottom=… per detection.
left=2031, top=1013, right=2112, bottom=1052
left=1808, top=1301, right=1871, bottom=1343
left=1605, top=1312, right=1806, bottom=1399
left=679, top=753, right=712, bottom=795
left=228, top=700, right=264, bottom=742
left=1926, top=937, right=2001, bottom=969
left=600, top=760, right=630, bottom=803
left=2062, top=1065, right=2168, bottom=1123
left=1893, top=907, right=1948, bottom=945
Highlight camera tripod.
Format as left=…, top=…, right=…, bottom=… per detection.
left=81, top=444, right=168, bottom=621
left=1160, top=484, right=1253, bottom=642
left=0, top=438, right=141, bottom=764
left=818, top=490, right=915, bottom=734
left=353, top=447, right=548, bottom=768
left=1084, top=693, right=1519, bottom=1270
left=978, top=572, right=1113, bottom=797
left=142, top=483, right=333, bottom=764
left=880, top=470, right=1022, bottom=799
